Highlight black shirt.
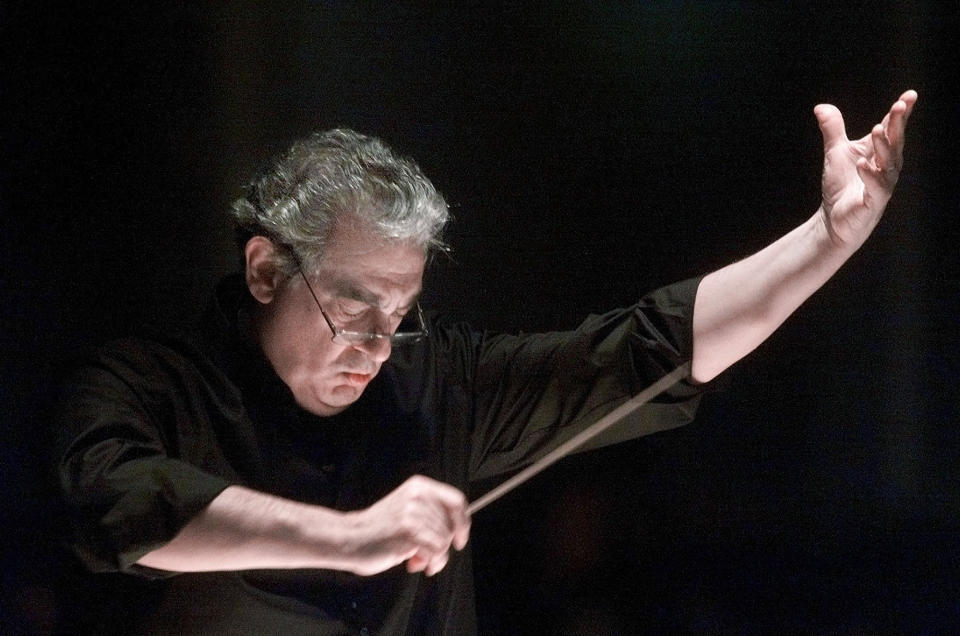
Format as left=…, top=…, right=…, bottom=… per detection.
left=55, top=274, right=706, bottom=634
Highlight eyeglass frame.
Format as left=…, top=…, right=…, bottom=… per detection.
left=294, top=262, right=429, bottom=346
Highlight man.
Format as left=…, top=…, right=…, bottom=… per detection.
left=56, top=91, right=916, bottom=633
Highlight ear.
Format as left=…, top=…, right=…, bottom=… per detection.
left=244, top=236, right=284, bottom=304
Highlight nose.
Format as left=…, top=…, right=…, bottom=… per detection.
left=354, top=335, right=392, bottom=363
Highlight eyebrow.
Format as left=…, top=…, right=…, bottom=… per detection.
left=330, top=278, right=421, bottom=312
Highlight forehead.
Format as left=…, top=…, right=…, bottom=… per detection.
left=315, top=224, right=426, bottom=298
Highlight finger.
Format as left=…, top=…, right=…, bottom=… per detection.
left=871, top=123, right=897, bottom=176
left=406, top=545, right=453, bottom=576
left=395, top=476, right=469, bottom=558
left=406, top=553, right=429, bottom=573
left=898, top=89, right=918, bottom=121
left=429, top=489, right=470, bottom=551
left=420, top=495, right=468, bottom=552
left=406, top=552, right=451, bottom=577
left=452, top=510, right=471, bottom=551
left=883, top=92, right=916, bottom=157
left=438, top=500, right=470, bottom=552
left=404, top=513, right=453, bottom=556
left=408, top=476, right=471, bottom=550
left=856, top=155, right=892, bottom=198
left=409, top=476, right=468, bottom=511
left=424, top=550, right=450, bottom=577
left=814, top=103, right=848, bottom=150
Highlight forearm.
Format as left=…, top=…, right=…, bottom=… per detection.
left=691, top=209, right=855, bottom=382
left=135, top=485, right=357, bottom=573
left=135, top=474, right=471, bottom=577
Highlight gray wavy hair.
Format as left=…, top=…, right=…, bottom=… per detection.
left=231, top=128, right=450, bottom=277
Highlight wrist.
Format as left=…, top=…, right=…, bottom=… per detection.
left=813, top=206, right=861, bottom=257
left=297, top=505, right=357, bottom=569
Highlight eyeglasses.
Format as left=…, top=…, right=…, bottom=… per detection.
left=297, top=266, right=429, bottom=346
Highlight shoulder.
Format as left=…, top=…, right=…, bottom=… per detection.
left=70, top=329, right=204, bottom=379
left=59, top=328, right=237, bottom=408
left=638, top=276, right=703, bottom=312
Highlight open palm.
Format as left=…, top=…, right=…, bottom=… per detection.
left=815, top=90, right=917, bottom=248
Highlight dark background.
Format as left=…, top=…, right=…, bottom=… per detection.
left=3, top=1, right=958, bottom=633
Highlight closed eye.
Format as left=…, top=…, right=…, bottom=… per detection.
left=337, top=300, right=369, bottom=319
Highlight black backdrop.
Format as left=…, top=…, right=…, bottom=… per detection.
left=3, top=2, right=959, bottom=633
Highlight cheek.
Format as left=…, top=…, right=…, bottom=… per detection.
left=290, top=331, right=336, bottom=371
left=262, top=304, right=327, bottom=375
left=294, top=331, right=360, bottom=378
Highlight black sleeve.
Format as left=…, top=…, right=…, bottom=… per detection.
left=54, top=340, right=233, bottom=575
left=465, top=277, right=709, bottom=482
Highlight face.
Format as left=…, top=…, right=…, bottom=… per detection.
left=252, top=226, right=426, bottom=416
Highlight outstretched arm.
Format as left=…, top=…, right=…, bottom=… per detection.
left=690, top=90, right=917, bottom=383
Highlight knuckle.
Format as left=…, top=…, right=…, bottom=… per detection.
left=397, top=516, right=418, bottom=537
left=408, top=474, right=429, bottom=488
left=405, top=475, right=431, bottom=496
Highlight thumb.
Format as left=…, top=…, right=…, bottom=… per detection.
left=813, top=103, right=847, bottom=150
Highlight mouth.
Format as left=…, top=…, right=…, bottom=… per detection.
left=342, top=371, right=375, bottom=386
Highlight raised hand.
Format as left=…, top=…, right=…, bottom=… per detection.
left=814, top=89, right=917, bottom=249
left=345, top=475, right=471, bottom=577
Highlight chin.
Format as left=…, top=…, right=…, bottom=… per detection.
left=299, top=384, right=365, bottom=416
